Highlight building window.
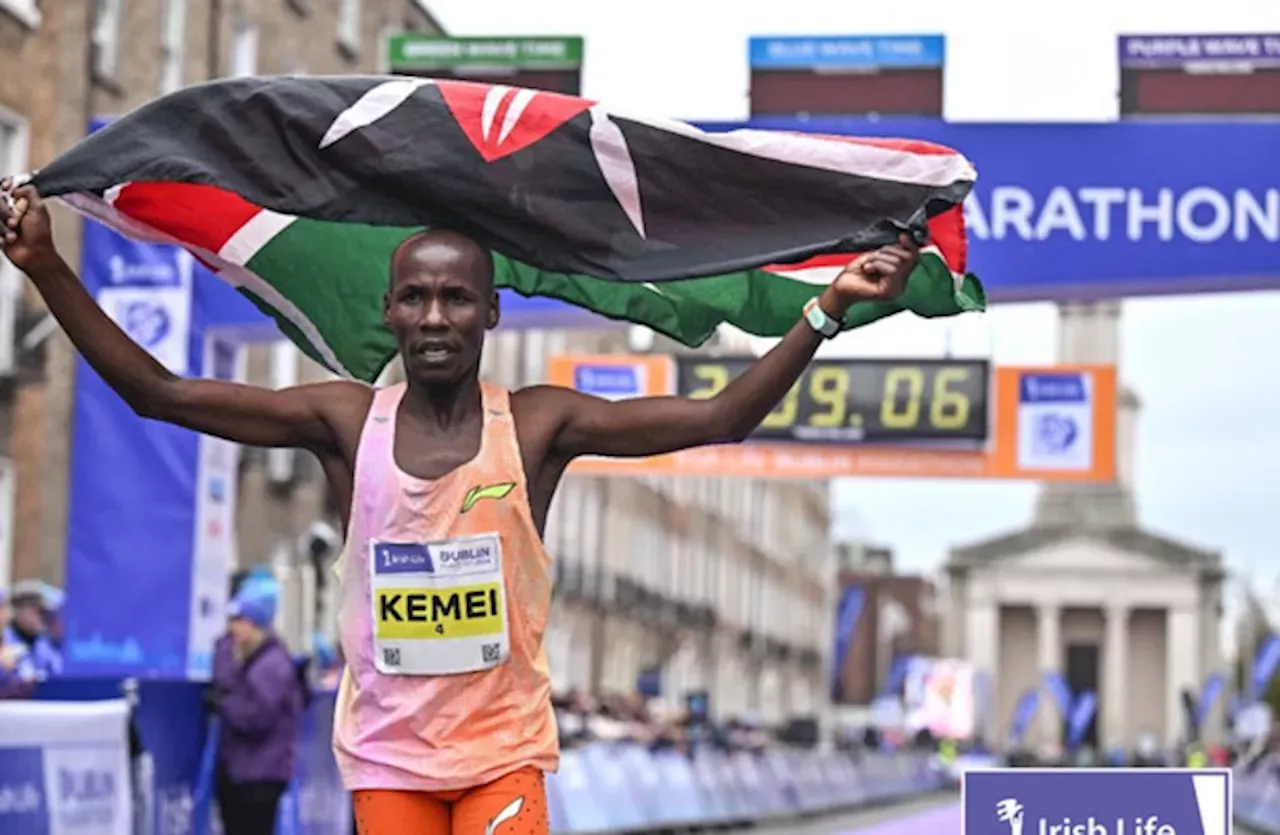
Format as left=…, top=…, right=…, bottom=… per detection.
left=0, top=107, right=27, bottom=382
left=230, top=17, right=259, bottom=78
left=337, top=0, right=361, bottom=56
left=91, top=0, right=122, bottom=80
left=158, top=0, right=187, bottom=94
left=0, top=0, right=41, bottom=28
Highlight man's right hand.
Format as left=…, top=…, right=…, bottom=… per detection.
left=0, top=181, right=56, bottom=274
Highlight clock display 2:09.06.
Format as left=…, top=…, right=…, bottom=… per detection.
left=677, top=358, right=990, bottom=443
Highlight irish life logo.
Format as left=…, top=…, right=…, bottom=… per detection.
left=965, top=770, right=1231, bottom=835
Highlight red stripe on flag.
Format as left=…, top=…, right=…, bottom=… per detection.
left=112, top=182, right=263, bottom=255
left=775, top=132, right=962, bottom=158
left=763, top=206, right=969, bottom=274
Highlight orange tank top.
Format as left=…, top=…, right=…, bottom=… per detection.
left=332, top=382, right=558, bottom=791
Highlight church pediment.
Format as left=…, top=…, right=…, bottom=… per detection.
left=947, top=524, right=1222, bottom=578
left=992, top=537, right=1176, bottom=576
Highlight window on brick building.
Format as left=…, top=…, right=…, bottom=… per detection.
left=0, top=107, right=26, bottom=381
left=91, top=0, right=123, bottom=80
left=158, top=0, right=188, bottom=94
left=337, top=0, right=361, bottom=55
left=230, top=17, right=259, bottom=78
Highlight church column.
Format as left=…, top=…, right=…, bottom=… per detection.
left=1037, top=604, right=1062, bottom=748
left=1166, top=605, right=1200, bottom=747
left=1104, top=603, right=1129, bottom=750
left=965, top=598, right=999, bottom=730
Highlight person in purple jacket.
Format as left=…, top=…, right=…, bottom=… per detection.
left=209, top=581, right=304, bottom=835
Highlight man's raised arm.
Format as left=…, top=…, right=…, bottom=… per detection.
left=0, top=184, right=362, bottom=453
left=533, top=235, right=920, bottom=460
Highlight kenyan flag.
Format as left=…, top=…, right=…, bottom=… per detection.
left=32, top=76, right=985, bottom=383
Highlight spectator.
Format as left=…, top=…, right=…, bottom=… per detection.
left=0, top=588, right=36, bottom=698
left=207, top=579, right=304, bottom=835
left=38, top=583, right=65, bottom=651
left=6, top=579, right=62, bottom=678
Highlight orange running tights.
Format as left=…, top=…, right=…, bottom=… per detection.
left=352, top=767, right=549, bottom=835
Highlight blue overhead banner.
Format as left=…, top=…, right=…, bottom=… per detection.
left=697, top=117, right=1280, bottom=302
left=749, top=36, right=945, bottom=70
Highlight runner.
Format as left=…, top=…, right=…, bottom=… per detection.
left=0, top=183, right=919, bottom=835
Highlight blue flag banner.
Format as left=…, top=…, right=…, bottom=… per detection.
left=1194, top=673, right=1226, bottom=730
left=831, top=585, right=865, bottom=700
left=965, top=769, right=1231, bottom=835
left=61, top=118, right=273, bottom=680
left=1009, top=689, right=1040, bottom=746
left=1252, top=635, right=1280, bottom=701
left=1066, top=690, right=1098, bottom=750
left=1043, top=671, right=1073, bottom=718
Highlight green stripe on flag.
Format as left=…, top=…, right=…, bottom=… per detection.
left=239, top=216, right=986, bottom=383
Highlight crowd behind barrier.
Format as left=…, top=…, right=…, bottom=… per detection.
left=2, top=678, right=951, bottom=835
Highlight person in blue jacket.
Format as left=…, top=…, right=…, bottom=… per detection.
left=208, top=579, right=304, bottom=835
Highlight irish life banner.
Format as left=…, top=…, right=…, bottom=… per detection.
left=965, top=769, right=1231, bottom=835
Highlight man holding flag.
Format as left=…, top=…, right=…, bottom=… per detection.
left=1, top=184, right=920, bottom=834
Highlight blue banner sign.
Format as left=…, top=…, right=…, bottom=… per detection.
left=698, top=117, right=1280, bottom=303
left=831, top=585, right=865, bottom=701
left=749, top=36, right=945, bottom=70
left=1120, top=34, right=1280, bottom=67
left=1009, top=688, right=1040, bottom=745
left=966, top=769, right=1231, bottom=835
left=1252, top=634, right=1280, bottom=701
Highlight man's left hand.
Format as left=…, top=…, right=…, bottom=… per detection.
left=832, top=233, right=920, bottom=305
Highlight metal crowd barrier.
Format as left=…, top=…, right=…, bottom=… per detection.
left=23, top=678, right=946, bottom=835
left=547, top=744, right=948, bottom=833
left=1234, top=756, right=1280, bottom=833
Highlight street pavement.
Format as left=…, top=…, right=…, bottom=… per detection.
left=739, top=791, right=960, bottom=835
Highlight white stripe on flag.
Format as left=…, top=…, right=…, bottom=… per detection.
left=601, top=105, right=977, bottom=187
left=218, top=209, right=296, bottom=266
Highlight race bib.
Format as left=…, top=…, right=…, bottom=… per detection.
left=369, top=533, right=510, bottom=676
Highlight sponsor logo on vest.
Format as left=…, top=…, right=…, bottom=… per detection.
left=373, top=543, right=434, bottom=575
left=460, top=482, right=515, bottom=513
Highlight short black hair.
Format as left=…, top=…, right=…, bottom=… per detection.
left=389, top=229, right=495, bottom=292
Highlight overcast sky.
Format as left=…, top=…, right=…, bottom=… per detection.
left=424, top=0, right=1280, bottom=607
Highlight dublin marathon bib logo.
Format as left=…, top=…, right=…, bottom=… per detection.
left=461, top=482, right=515, bottom=513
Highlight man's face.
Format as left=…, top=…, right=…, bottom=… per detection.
left=228, top=616, right=260, bottom=647
left=12, top=601, right=44, bottom=633
left=383, top=234, right=499, bottom=386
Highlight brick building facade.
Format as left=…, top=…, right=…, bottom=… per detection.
left=832, top=543, right=942, bottom=705
left=0, top=0, right=440, bottom=585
